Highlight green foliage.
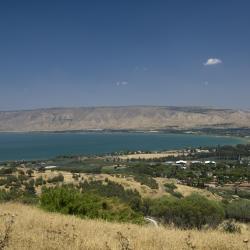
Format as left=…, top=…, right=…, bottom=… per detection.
left=35, top=176, right=46, bottom=186
left=0, top=189, right=21, bottom=202
left=0, top=189, right=38, bottom=204
left=24, top=179, right=36, bottom=195
left=164, top=182, right=183, bottom=198
left=219, top=219, right=241, bottom=233
left=78, top=180, right=142, bottom=212
left=0, top=168, right=15, bottom=175
left=17, top=174, right=29, bottom=183
left=47, top=174, right=64, bottom=183
left=171, top=191, right=183, bottom=199
left=210, top=187, right=250, bottom=200
left=164, top=183, right=177, bottom=191
left=147, top=194, right=225, bottom=229
left=26, top=169, right=34, bottom=177
left=0, top=175, right=22, bottom=188
left=126, top=163, right=169, bottom=178
left=134, top=175, right=158, bottom=189
left=225, top=199, right=250, bottom=222
left=40, top=186, right=144, bottom=224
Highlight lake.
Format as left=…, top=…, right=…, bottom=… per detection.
left=0, top=132, right=244, bottom=161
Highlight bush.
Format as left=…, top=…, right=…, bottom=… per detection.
left=171, top=191, right=183, bottom=199
left=0, top=189, right=38, bottom=204
left=148, top=193, right=225, bottom=229
left=0, top=168, right=15, bottom=175
left=0, top=189, right=21, bottom=202
left=40, top=186, right=144, bottom=224
left=164, top=183, right=177, bottom=191
left=26, top=169, right=34, bottom=177
left=24, top=179, right=36, bottom=195
left=35, top=176, right=46, bottom=186
left=219, top=219, right=241, bottom=233
left=78, top=180, right=143, bottom=211
left=134, top=175, right=158, bottom=189
left=47, top=174, right=64, bottom=183
left=225, top=199, right=250, bottom=222
left=164, top=183, right=183, bottom=198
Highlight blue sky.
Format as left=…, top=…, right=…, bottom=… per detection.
left=0, top=0, right=249, bottom=110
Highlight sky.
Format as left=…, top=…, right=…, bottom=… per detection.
left=0, top=0, right=249, bottom=111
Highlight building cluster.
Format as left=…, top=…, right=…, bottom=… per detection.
left=165, top=160, right=216, bottom=169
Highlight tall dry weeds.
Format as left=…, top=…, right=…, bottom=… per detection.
left=0, top=212, right=16, bottom=250
left=0, top=203, right=249, bottom=250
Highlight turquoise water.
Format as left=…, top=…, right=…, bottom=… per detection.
left=0, top=132, right=244, bottom=161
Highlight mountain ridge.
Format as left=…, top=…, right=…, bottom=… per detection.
left=0, top=106, right=250, bottom=132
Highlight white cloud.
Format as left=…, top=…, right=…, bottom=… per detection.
left=134, top=66, right=148, bottom=72
left=204, top=58, right=222, bottom=66
left=116, top=81, right=128, bottom=86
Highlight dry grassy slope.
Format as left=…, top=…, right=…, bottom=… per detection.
left=33, top=170, right=220, bottom=200
left=1, top=106, right=250, bottom=131
left=0, top=203, right=249, bottom=250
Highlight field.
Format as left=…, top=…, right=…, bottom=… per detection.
left=0, top=203, right=249, bottom=250
left=117, top=150, right=187, bottom=160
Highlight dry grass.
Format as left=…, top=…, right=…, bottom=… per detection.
left=31, top=170, right=220, bottom=200
left=156, top=178, right=221, bottom=200
left=0, top=203, right=249, bottom=250
left=117, top=150, right=187, bottom=160
left=32, top=170, right=158, bottom=197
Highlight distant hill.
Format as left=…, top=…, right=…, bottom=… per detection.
left=0, top=106, right=250, bottom=132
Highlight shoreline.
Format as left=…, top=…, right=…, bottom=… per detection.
left=0, top=129, right=248, bottom=143
left=0, top=131, right=247, bottom=162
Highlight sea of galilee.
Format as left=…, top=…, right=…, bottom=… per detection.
left=0, top=132, right=244, bottom=161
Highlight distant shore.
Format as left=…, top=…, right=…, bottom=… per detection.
left=0, top=132, right=246, bottom=162
left=0, top=127, right=250, bottom=136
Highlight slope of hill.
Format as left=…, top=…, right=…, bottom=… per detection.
left=0, top=203, right=249, bottom=250
left=0, top=106, right=250, bottom=132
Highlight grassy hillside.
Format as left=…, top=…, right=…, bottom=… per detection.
left=32, top=170, right=221, bottom=200
left=0, top=203, right=249, bottom=250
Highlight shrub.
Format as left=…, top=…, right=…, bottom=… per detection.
left=164, top=183, right=183, bottom=198
left=24, top=179, right=36, bottom=195
left=171, top=191, right=183, bottom=199
left=225, top=199, right=250, bottom=222
left=6, top=175, right=18, bottom=185
left=134, top=175, right=158, bottom=189
left=35, top=176, right=46, bottom=186
left=219, top=219, right=241, bottom=233
left=0, top=168, right=14, bottom=175
left=17, top=174, right=29, bottom=183
left=47, top=174, right=64, bottom=183
left=78, top=180, right=142, bottom=212
left=148, top=193, right=224, bottom=229
left=26, top=169, right=34, bottom=177
left=0, top=189, right=38, bottom=204
left=40, top=186, right=144, bottom=224
left=0, top=178, right=7, bottom=186
left=164, top=183, right=177, bottom=191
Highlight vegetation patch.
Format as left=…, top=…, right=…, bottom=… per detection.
left=146, top=193, right=225, bottom=229
left=40, top=186, right=144, bottom=224
left=225, top=199, right=250, bottom=222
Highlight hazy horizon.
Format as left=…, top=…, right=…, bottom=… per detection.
left=1, top=1, right=249, bottom=110
left=1, top=104, right=250, bottom=113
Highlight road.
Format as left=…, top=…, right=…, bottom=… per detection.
left=144, top=217, right=158, bottom=227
